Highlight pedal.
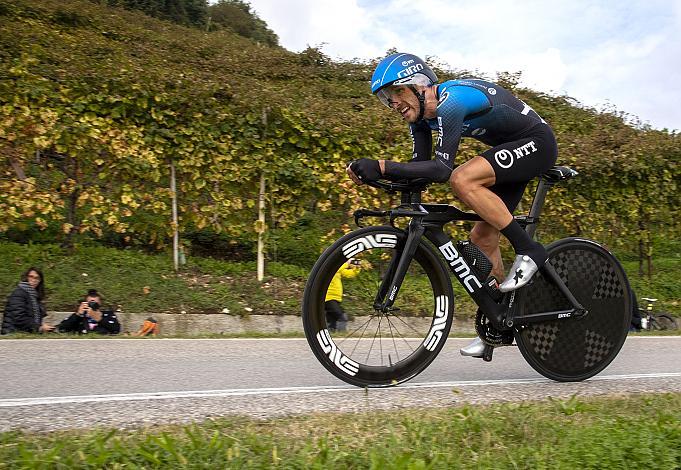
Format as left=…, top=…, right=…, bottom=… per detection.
left=482, top=344, right=494, bottom=362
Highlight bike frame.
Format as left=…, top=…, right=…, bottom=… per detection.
left=357, top=171, right=587, bottom=331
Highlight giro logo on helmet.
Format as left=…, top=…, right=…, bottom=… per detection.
left=397, top=63, right=424, bottom=78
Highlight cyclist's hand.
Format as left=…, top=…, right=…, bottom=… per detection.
left=347, top=158, right=382, bottom=184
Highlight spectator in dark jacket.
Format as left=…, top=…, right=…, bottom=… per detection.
left=1, top=267, right=55, bottom=334
left=57, top=289, right=120, bottom=335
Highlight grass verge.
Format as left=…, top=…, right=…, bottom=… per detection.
left=0, top=241, right=679, bottom=317
left=0, top=394, right=679, bottom=468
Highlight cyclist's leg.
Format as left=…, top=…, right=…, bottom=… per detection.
left=479, top=126, right=557, bottom=290
left=470, top=221, right=504, bottom=280
left=450, top=157, right=545, bottom=290
left=470, top=182, right=529, bottom=281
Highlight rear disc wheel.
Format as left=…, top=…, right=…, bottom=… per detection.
left=515, top=238, right=631, bottom=382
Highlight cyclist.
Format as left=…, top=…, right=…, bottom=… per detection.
left=347, top=52, right=558, bottom=357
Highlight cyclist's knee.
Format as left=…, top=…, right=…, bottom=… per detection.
left=449, top=168, right=472, bottom=197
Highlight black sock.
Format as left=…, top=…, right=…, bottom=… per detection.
left=500, top=220, right=547, bottom=266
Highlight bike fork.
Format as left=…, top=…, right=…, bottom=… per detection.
left=373, top=220, right=425, bottom=312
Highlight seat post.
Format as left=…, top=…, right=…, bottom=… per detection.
left=525, top=177, right=553, bottom=239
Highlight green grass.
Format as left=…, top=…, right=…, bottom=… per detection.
left=623, top=257, right=681, bottom=315
left=0, top=241, right=308, bottom=316
left=0, top=241, right=678, bottom=319
left=0, top=394, right=679, bottom=468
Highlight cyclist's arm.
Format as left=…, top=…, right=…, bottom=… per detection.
left=384, top=159, right=452, bottom=182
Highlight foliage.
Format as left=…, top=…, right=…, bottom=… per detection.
left=208, top=0, right=278, bottom=46
left=0, top=0, right=679, bottom=270
left=1, top=394, right=680, bottom=468
left=91, top=0, right=208, bottom=27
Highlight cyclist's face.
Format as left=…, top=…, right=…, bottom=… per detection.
left=380, top=86, right=419, bottom=122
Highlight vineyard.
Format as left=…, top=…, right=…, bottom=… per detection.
left=0, top=0, right=679, bottom=275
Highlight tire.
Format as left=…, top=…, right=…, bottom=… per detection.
left=515, top=238, right=632, bottom=382
left=650, top=313, right=678, bottom=331
left=302, top=226, right=454, bottom=387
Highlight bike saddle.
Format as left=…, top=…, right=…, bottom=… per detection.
left=542, top=166, right=578, bottom=183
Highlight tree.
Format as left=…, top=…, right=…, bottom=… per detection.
left=97, top=0, right=208, bottom=27
left=208, top=0, right=278, bottom=46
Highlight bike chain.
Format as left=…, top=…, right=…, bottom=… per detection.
left=475, top=310, right=514, bottom=346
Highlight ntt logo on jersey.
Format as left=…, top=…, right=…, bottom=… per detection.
left=494, top=141, right=538, bottom=169
left=494, top=149, right=514, bottom=168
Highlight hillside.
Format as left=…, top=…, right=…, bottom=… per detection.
left=0, top=0, right=679, bottom=271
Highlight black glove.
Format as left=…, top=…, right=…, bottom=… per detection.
left=349, top=158, right=382, bottom=183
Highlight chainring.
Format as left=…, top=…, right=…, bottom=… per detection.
left=475, top=310, right=514, bottom=346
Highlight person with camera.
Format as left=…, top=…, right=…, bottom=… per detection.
left=325, top=259, right=361, bottom=332
left=57, top=289, right=120, bottom=335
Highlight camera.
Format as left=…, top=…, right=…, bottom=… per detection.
left=87, top=300, right=100, bottom=311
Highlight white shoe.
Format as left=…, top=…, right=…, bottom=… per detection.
left=499, top=255, right=540, bottom=292
left=460, top=337, right=486, bottom=357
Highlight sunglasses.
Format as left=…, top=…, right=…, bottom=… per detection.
left=376, top=86, right=409, bottom=108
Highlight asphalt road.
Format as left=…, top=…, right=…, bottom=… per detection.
left=1, top=336, right=680, bottom=432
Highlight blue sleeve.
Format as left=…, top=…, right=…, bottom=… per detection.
left=433, top=85, right=490, bottom=170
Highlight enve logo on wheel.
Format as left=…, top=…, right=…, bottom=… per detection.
left=342, top=233, right=398, bottom=258
left=423, top=295, right=449, bottom=351
left=316, top=329, right=360, bottom=376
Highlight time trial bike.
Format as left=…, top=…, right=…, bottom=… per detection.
left=302, top=166, right=632, bottom=387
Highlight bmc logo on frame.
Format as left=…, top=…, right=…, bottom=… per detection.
left=438, top=242, right=482, bottom=293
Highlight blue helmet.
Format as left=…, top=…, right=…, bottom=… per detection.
left=370, top=53, right=438, bottom=95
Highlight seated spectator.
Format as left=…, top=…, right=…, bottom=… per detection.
left=2, top=267, right=55, bottom=334
left=58, top=289, right=120, bottom=335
